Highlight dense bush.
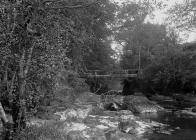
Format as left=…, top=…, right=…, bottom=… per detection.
left=142, top=47, right=196, bottom=95
left=86, top=78, right=109, bottom=94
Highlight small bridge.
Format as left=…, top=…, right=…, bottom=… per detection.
left=81, top=69, right=142, bottom=91
left=81, top=69, right=141, bottom=78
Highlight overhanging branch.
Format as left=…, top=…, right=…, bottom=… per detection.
left=45, top=0, right=99, bottom=9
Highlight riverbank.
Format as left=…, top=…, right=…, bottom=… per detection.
left=23, top=92, right=170, bottom=140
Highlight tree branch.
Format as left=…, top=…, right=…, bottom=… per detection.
left=24, top=44, right=35, bottom=77
left=46, top=0, right=99, bottom=9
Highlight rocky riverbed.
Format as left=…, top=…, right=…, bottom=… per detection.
left=28, top=92, right=171, bottom=140
left=4, top=92, right=196, bottom=139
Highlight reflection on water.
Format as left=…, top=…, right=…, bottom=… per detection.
left=141, top=106, right=196, bottom=140
left=148, top=129, right=196, bottom=140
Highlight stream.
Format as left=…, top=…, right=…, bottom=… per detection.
left=142, top=100, right=196, bottom=140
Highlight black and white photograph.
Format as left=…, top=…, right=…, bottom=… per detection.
left=0, top=0, right=196, bottom=139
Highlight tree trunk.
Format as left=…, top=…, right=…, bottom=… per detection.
left=0, top=102, right=13, bottom=140
left=12, top=45, right=34, bottom=131
left=0, top=102, right=8, bottom=124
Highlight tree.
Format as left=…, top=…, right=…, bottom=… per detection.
left=166, top=0, right=196, bottom=93
left=168, top=0, right=196, bottom=31
left=0, top=0, right=70, bottom=134
left=0, top=0, right=107, bottom=136
left=0, top=0, right=119, bottom=137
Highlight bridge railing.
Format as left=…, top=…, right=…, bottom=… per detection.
left=81, top=69, right=142, bottom=78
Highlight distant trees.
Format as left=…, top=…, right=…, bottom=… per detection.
left=119, top=23, right=173, bottom=69
left=114, top=0, right=196, bottom=94
left=114, top=1, right=167, bottom=69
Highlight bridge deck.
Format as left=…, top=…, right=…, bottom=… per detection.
left=81, top=69, right=140, bottom=78
left=82, top=74, right=137, bottom=78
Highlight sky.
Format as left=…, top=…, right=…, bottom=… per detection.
left=114, top=0, right=196, bottom=43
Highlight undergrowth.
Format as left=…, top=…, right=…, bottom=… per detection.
left=13, top=122, right=67, bottom=140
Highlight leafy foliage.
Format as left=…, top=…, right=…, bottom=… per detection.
left=168, top=0, right=196, bottom=31
left=0, top=0, right=117, bottom=138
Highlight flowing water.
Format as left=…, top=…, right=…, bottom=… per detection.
left=141, top=100, right=196, bottom=140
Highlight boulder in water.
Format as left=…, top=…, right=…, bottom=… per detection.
left=101, top=94, right=126, bottom=111
left=123, top=95, right=164, bottom=113
left=103, top=102, right=125, bottom=111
